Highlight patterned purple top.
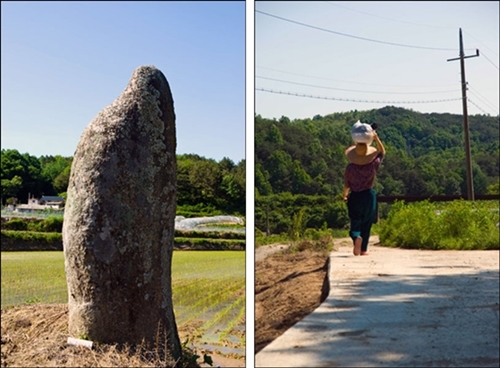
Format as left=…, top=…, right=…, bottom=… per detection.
left=344, top=153, right=384, bottom=192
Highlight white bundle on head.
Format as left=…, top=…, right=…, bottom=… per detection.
left=351, top=120, right=374, bottom=145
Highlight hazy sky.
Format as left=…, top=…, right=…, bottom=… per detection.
left=1, top=1, right=245, bottom=162
left=255, top=1, right=499, bottom=120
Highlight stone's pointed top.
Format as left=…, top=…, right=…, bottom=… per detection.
left=136, top=64, right=158, bottom=70
left=131, top=65, right=165, bottom=78
left=132, top=65, right=161, bottom=76
left=127, top=65, right=170, bottom=96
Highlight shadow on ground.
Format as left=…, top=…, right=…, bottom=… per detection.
left=259, top=265, right=499, bottom=367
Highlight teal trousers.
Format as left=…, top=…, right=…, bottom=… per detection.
left=347, top=188, right=376, bottom=252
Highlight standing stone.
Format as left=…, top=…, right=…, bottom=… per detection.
left=63, top=65, right=181, bottom=361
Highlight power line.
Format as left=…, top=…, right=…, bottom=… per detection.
left=463, top=31, right=499, bottom=56
left=480, top=52, right=500, bottom=70
left=256, top=9, right=466, bottom=51
left=257, top=75, right=460, bottom=95
left=256, top=87, right=462, bottom=104
left=326, top=1, right=454, bottom=30
left=468, top=85, right=499, bottom=113
left=468, top=97, right=496, bottom=116
left=257, top=66, right=458, bottom=88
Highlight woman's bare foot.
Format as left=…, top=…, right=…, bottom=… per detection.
left=360, top=251, right=369, bottom=256
left=353, top=237, right=362, bottom=256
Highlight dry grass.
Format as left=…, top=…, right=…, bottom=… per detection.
left=0, top=304, right=199, bottom=367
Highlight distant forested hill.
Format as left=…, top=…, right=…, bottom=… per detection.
left=1, top=150, right=245, bottom=216
left=255, top=106, right=499, bottom=197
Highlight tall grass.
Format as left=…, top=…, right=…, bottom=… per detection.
left=379, top=200, right=499, bottom=250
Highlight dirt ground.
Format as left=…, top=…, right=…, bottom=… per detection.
left=255, top=245, right=331, bottom=353
left=0, top=303, right=244, bottom=368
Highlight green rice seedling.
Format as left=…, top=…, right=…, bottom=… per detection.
left=171, top=251, right=245, bottom=346
left=193, top=292, right=245, bottom=345
left=174, top=278, right=244, bottom=326
left=172, top=251, right=245, bottom=280
left=217, top=296, right=245, bottom=343
left=184, top=280, right=243, bottom=310
left=1, top=250, right=245, bottom=352
left=1, top=252, right=67, bottom=307
left=173, top=279, right=238, bottom=322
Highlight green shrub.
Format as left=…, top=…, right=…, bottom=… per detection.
left=379, top=200, right=499, bottom=250
left=174, top=229, right=245, bottom=240
left=3, top=217, right=64, bottom=233
left=174, top=237, right=245, bottom=250
left=39, top=216, right=64, bottom=232
left=25, top=217, right=64, bottom=233
left=3, top=218, right=28, bottom=231
left=1, top=230, right=62, bottom=242
left=176, top=203, right=225, bottom=218
left=438, top=200, right=499, bottom=250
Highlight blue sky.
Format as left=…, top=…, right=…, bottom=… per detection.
left=255, top=1, right=499, bottom=120
left=1, top=1, right=245, bottom=163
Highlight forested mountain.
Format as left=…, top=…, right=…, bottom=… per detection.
left=255, top=106, right=499, bottom=198
left=1, top=150, right=245, bottom=215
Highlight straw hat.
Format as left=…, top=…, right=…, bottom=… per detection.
left=345, top=144, right=379, bottom=165
left=345, top=121, right=378, bottom=165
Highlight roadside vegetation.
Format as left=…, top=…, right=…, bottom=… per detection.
left=256, top=197, right=498, bottom=251
left=379, top=199, right=499, bottom=250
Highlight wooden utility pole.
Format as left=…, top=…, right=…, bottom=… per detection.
left=447, top=28, right=479, bottom=200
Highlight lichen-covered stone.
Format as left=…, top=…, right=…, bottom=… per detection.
left=63, top=65, right=180, bottom=360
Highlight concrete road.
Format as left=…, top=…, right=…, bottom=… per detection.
left=256, top=237, right=500, bottom=367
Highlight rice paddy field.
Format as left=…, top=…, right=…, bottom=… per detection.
left=1, top=250, right=245, bottom=355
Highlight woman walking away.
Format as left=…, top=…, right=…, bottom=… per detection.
left=342, top=121, right=385, bottom=256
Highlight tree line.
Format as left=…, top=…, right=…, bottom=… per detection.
left=255, top=105, right=499, bottom=233
left=1, top=149, right=245, bottom=216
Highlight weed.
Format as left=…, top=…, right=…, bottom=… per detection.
left=288, top=207, right=307, bottom=241
left=25, top=297, right=40, bottom=304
